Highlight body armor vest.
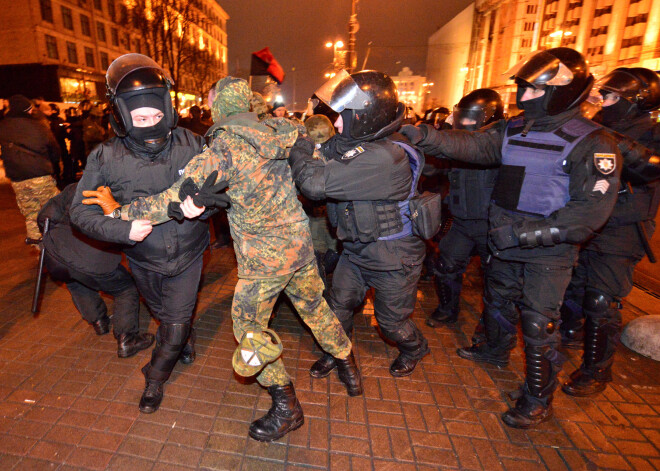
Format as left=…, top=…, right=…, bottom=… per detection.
left=448, top=167, right=498, bottom=220
left=493, top=117, right=599, bottom=217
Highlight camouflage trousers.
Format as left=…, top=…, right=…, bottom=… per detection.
left=11, top=175, right=59, bottom=240
left=232, top=259, right=352, bottom=387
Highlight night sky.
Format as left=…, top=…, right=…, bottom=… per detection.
left=218, top=0, right=472, bottom=110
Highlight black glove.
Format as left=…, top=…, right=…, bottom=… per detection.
left=400, top=124, right=427, bottom=145
left=289, top=135, right=315, bottom=166
left=178, top=171, right=230, bottom=209
left=489, top=225, right=518, bottom=250
left=167, top=202, right=185, bottom=221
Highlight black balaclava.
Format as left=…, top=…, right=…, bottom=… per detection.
left=517, top=87, right=547, bottom=120
left=123, top=89, right=171, bottom=154
left=601, top=97, right=636, bottom=127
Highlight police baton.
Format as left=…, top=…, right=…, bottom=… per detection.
left=31, top=217, right=49, bottom=314
left=627, top=183, right=656, bottom=263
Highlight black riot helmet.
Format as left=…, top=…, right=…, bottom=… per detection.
left=105, top=53, right=176, bottom=137
left=508, top=47, right=594, bottom=116
left=598, top=67, right=660, bottom=112
left=453, top=88, right=504, bottom=131
left=314, top=69, right=403, bottom=139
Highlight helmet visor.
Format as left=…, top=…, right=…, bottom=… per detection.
left=504, top=51, right=574, bottom=87
left=453, top=106, right=485, bottom=129
left=595, top=69, right=640, bottom=101
left=314, top=70, right=371, bottom=113
left=106, top=53, right=173, bottom=95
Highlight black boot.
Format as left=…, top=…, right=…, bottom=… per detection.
left=562, top=312, right=619, bottom=397
left=249, top=382, right=304, bottom=442
left=117, top=332, right=155, bottom=358
left=336, top=352, right=363, bottom=396
left=456, top=309, right=516, bottom=367
left=139, top=323, right=189, bottom=414
left=179, top=327, right=196, bottom=365
left=91, top=314, right=111, bottom=336
left=502, top=342, right=561, bottom=429
left=390, top=332, right=430, bottom=377
left=309, top=353, right=336, bottom=378
left=427, top=272, right=462, bottom=327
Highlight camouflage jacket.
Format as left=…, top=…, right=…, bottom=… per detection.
left=122, top=112, right=314, bottom=279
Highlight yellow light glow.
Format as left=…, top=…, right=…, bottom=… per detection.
left=335, top=41, right=344, bottom=48
left=325, top=42, right=333, bottom=48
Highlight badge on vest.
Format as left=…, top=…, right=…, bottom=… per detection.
left=341, top=146, right=365, bottom=160
left=594, top=153, right=616, bottom=175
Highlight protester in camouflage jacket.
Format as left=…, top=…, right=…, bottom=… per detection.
left=96, top=77, right=362, bottom=442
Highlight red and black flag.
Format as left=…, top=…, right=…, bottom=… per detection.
left=250, top=47, right=285, bottom=84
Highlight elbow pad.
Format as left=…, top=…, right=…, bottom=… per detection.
left=518, top=227, right=562, bottom=248
left=295, top=166, right=326, bottom=201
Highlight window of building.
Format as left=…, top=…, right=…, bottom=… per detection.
left=526, top=4, right=537, bottom=14
left=61, top=6, right=73, bottom=30
left=621, top=36, right=643, bottom=48
left=40, top=0, right=53, bottom=22
left=45, top=34, right=58, bottom=59
left=81, top=14, right=91, bottom=36
left=107, top=0, right=115, bottom=21
left=85, top=47, right=95, bottom=67
left=66, top=41, right=78, bottom=63
left=111, top=27, right=119, bottom=46
left=119, top=4, right=128, bottom=23
left=524, top=22, right=535, bottom=31
left=78, top=0, right=88, bottom=6
left=521, top=38, right=532, bottom=48
left=97, top=22, right=106, bottom=42
left=626, top=14, right=648, bottom=27
left=100, top=51, right=109, bottom=70
left=94, top=0, right=102, bottom=10
left=591, top=26, right=608, bottom=36
left=594, top=6, right=612, bottom=17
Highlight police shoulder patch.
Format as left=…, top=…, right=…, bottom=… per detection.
left=341, top=146, right=365, bottom=160
left=594, top=153, right=616, bottom=175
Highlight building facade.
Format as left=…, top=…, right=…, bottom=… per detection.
left=392, top=67, right=428, bottom=116
left=0, top=0, right=228, bottom=107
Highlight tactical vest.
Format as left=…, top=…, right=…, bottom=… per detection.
left=492, top=117, right=599, bottom=217
left=333, top=140, right=423, bottom=243
left=448, top=167, right=498, bottom=220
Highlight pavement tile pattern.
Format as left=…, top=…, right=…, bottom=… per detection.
left=0, top=184, right=659, bottom=470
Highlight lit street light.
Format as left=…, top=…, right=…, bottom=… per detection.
left=326, top=40, right=346, bottom=70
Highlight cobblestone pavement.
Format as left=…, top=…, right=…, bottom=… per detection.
left=0, top=182, right=659, bottom=471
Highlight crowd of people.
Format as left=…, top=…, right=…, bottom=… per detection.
left=0, top=48, right=658, bottom=442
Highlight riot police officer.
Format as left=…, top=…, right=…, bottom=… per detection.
left=401, top=48, right=622, bottom=428
left=560, top=67, right=660, bottom=397
left=70, top=54, right=207, bottom=414
left=427, top=89, right=503, bottom=327
left=289, top=70, right=429, bottom=377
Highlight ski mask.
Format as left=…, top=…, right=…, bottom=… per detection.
left=517, top=87, right=546, bottom=120
left=600, top=97, right=636, bottom=127
left=123, top=90, right=171, bottom=153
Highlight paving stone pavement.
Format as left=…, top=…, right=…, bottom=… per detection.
left=0, top=182, right=659, bottom=471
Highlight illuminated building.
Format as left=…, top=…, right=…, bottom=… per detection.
left=0, top=0, right=228, bottom=105
left=392, top=67, right=428, bottom=117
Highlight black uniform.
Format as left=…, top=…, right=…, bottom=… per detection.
left=38, top=183, right=139, bottom=336
left=290, top=130, right=428, bottom=360
left=70, top=127, right=208, bottom=324
left=404, top=107, right=622, bottom=422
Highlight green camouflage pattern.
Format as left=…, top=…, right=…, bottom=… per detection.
left=249, top=92, right=269, bottom=121
left=305, top=115, right=335, bottom=145
left=11, top=175, right=59, bottom=239
left=232, top=260, right=351, bottom=386
left=211, top=77, right=251, bottom=123
left=232, top=328, right=283, bottom=377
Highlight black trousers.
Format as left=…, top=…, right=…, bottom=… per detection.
left=129, top=256, right=203, bottom=324
left=44, top=253, right=139, bottom=336
left=327, top=253, right=426, bottom=357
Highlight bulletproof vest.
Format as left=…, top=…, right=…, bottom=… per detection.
left=493, top=117, right=599, bottom=217
left=448, top=167, right=498, bottom=220
left=333, top=140, right=422, bottom=243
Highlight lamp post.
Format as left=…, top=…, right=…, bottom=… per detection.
left=326, top=40, right=345, bottom=70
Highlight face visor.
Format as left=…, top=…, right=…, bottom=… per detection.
left=505, top=51, right=574, bottom=89
left=314, top=70, right=371, bottom=113
left=452, top=106, right=484, bottom=130
left=106, top=53, right=173, bottom=97
left=595, top=69, right=641, bottom=103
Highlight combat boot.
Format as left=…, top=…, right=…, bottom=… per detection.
left=249, top=382, right=304, bottom=442
left=336, top=352, right=363, bottom=396
left=456, top=310, right=516, bottom=367
left=457, top=341, right=513, bottom=367
left=309, top=353, right=336, bottom=378
left=563, top=311, right=619, bottom=397
left=117, top=332, right=155, bottom=358
left=91, top=314, right=111, bottom=336
left=427, top=271, right=462, bottom=327
left=139, top=323, right=189, bottom=414
left=179, top=327, right=196, bottom=364
left=390, top=334, right=430, bottom=377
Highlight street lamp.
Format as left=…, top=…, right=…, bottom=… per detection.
left=325, top=40, right=345, bottom=70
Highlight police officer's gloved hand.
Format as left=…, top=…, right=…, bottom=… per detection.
left=489, top=224, right=518, bottom=250
left=400, top=124, right=429, bottom=145
left=288, top=135, right=315, bottom=169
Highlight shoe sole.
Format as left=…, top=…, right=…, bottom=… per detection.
left=456, top=349, right=509, bottom=367
left=248, top=416, right=304, bottom=442
left=561, top=383, right=608, bottom=397
left=501, top=410, right=553, bottom=429
left=118, top=336, right=156, bottom=359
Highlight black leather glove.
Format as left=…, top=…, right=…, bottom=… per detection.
left=178, top=171, right=230, bottom=209
left=167, top=202, right=185, bottom=221
left=489, top=225, right=519, bottom=250
left=289, top=135, right=315, bottom=166
left=400, top=124, right=427, bottom=145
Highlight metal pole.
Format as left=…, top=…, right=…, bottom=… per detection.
left=346, top=0, right=359, bottom=73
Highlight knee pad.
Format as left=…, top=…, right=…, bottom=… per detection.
left=584, top=290, right=620, bottom=319
left=521, top=312, right=558, bottom=344
left=433, top=253, right=464, bottom=276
